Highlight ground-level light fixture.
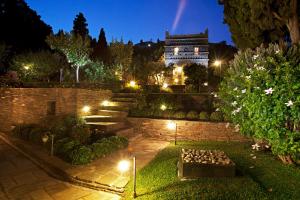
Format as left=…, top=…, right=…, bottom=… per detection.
left=167, top=121, right=177, bottom=145
left=129, top=80, right=136, bottom=87
left=176, top=66, right=183, bottom=73
left=174, top=78, right=179, bottom=84
left=101, top=100, right=110, bottom=107
left=117, top=157, right=137, bottom=198
left=214, top=60, right=222, bottom=67
left=160, top=104, right=167, bottom=111
left=203, top=82, right=208, bottom=86
left=162, top=83, right=169, bottom=89
left=82, top=105, right=91, bottom=113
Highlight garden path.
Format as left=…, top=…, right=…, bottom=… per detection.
left=66, top=136, right=169, bottom=188
left=0, top=139, right=120, bottom=200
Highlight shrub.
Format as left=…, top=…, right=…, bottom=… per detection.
left=173, top=111, right=186, bottom=119
left=70, top=125, right=90, bottom=144
left=109, top=136, right=129, bottom=148
left=218, top=43, right=300, bottom=164
left=56, top=139, right=80, bottom=159
left=28, top=127, right=45, bottom=144
left=12, top=124, right=37, bottom=140
left=69, top=145, right=94, bottom=165
left=210, top=112, right=224, bottom=122
left=199, top=112, right=209, bottom=120
left=162, top=110, right=174, bottom=118
left=186, top=111, right=198, bottom=120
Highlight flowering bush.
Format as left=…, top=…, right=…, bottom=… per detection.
left=218, top=44, right=300, bottom=164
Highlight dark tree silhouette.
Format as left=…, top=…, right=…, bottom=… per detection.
left=0, top=0, right=52, bottom=52
left=92, top=28, right=111, bottom=64
left=72, top=12, right=89, bottom=39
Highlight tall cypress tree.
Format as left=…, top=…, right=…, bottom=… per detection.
left=92, top=28, right=110, bottom=64
left=72, top=12, right=89, bottom=39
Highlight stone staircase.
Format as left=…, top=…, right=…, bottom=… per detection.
left=82, top=93, right=137, bottom=138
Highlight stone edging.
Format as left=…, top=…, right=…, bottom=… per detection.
left=0, top=132, right=124, bottom=195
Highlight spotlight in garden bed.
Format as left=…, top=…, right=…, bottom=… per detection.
left=82, top=105, right=91, bottom=113
left=162, top=83, right=169, bottom=89
left=101, top=100, right=110, bottom=107
left=160, top=104, right=167, bottom=111
left=129, top=80, right=136, bottom=87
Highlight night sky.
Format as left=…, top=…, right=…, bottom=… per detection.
left=26, top=0, right=232, bottom=44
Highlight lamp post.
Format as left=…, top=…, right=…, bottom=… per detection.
left=118, top=157, right=137, bottom=198
left=167, top=121, right=177, bottom=145
left=42, top=132, right=54, bottom=156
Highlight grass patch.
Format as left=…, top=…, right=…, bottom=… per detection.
left=124, top=141, right=300, bottom=199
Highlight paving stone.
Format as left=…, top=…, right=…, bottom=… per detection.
left=30, top=189, right=54, bottom=200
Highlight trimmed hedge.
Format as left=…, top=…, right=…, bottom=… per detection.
left=210, top=112, right=224, bottom=122
left=186, top=111, right=198, bottom=120
left=199, top=112, right=209, bottom=120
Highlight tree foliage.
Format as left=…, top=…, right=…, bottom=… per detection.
left=92, top=28, right=111, bottom=64
left=184, top=63, right=207, bottom=92
left=46, top=31, right=91, bottom=83
left=11, top=50, right=68, bottom=82
left=110, top=39, right=133, bottom=81
left=84, top=61, right=117, bottom=83
left=0, top=0, right=52, bottom=51
left=72, top=12, right=89, bottom=39
left=220, top=0, right=300, bottom=49
left=218, top=44, right=300, bottom=164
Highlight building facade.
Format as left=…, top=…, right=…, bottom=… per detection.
left=164, top=30, right=209, bottom=84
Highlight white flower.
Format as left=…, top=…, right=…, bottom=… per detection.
left=247, top=68, right=253, bottom=73
left=264, top=88, right=274, bottom=95
left=234, top=124, right=240, bottom=132
left=253, top=55, right=259, bottom=60
left=242, top=89, right=246, bottom=94
left=246, top=75, right=251, bottom=80
left=236, top=107, right=242, bottom=113
left=232, top=107, right=241, bottom=115
left=214, top=94, right=218, bottom=98
left=275, top=50, right=280, bottom=54
left=231, top=101, right=237, bottom=106
left=254, top=64, right=258, bottom=68
left=216, top=108, right=220, bottom=111
left=254, top=87, right=260, bottom=90
left=257, top=66, right=265, bottom=71
left=285, top=100, right=293, bottom=107
left=234, top=87, right=238, bottom=91
left=252, top=143, right=260, bottom=151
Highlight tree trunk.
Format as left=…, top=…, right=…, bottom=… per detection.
left=287, top=0, right=300, bottom=44
left=76, top=66, right=80, bottom=83
left=278, top=155, right=294, bottom=165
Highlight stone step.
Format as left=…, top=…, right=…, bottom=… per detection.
left=97, top=110, right=128, bottom=118
left=82, top=115, right=125, bottom=122
left=100, top=105, right=130, bottom=111
left=112, top=93, right=137, bottom=98
left=85, top=122, right=126, bottom=132
left=111, top=97, right=136, bottom=102
left=109, top=101, right=137, bottom=108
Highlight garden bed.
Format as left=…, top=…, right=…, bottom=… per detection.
left=11, top=115, right=129, bottom=165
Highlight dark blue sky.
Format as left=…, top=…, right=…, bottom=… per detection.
left=26, top=0, right=232, bottom=44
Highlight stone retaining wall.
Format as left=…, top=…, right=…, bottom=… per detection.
left=0, top=88, right=112, bottom=132
left=128, top=117, right=249, bottom=142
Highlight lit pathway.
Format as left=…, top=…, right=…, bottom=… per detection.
left=67, top=137, right=170, bottom=188
left=0, top=140, right=120, bottom=200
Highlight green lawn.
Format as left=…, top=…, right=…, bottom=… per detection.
left=124, top=141, right=300, bottom=200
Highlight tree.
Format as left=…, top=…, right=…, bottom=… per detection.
left=183, top=63, right=207, bottom=92
left=84, top=61, right=116, bottom=83
left=72, top=12, right=89, bottom=39
left=46, top=32, right=91, bottom=83
left=110, top=39, right=133, bottom=81
left=0, top=42, right=11, bottom=74
left=220, top=0, right=300, bottom=49
left=11, top=50, right=68, bottom=82
left=92, top=28, right=111, bottom=64
left=0, top=0, right=52, bottom=52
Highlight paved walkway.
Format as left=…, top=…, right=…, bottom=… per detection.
left=67, top=137, right=169, bottom=188
left=0, top=140, right=120, bottom=200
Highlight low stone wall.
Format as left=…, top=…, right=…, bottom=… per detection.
left=0, top=88, right=112, bottom=132
left=128, top=117, right=249, bottom=142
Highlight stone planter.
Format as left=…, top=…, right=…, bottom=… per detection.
left=178, top=149, right=235, bottom=179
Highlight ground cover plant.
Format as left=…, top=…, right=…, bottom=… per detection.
left=12, top=115, right=128, bottom=165
left=125, top=141, right=300, bottom=200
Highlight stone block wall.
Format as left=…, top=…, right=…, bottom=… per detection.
left=0, top=88, right=112, bottom=132
left=128, top=118, right=249, bottom=142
